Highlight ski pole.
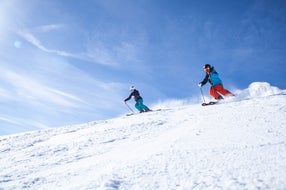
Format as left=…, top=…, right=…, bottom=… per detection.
left=199, top=87, right=206, bottom=103
left=124, top=101, right=134, bottom=113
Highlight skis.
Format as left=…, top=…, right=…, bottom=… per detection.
left=126, top=109, right=162, bottom=116
left=202, top=101, right=217, bottom=106
left=199, top=86, right=219, bottom=106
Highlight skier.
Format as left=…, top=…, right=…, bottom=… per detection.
left=198, top=64, right=234, bottom=100
left=124, top=86, right=151, bottom=113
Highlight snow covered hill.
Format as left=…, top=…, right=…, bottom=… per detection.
left=0, top=82, right=286, bottom=190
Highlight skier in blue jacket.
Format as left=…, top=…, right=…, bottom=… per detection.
left=199, top=64, right=234, bottom=100
left=124, top=86, right=151, bottom=113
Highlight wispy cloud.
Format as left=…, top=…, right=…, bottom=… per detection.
left=0, top=70, right=86, bottom=107
left=34, top=24, right=64, bottom=33
left=84, top=41, right=143, bottom=67
left=0, top=116, right=23, bottom=126
left=84, top=43, right=119, bottom=66
left=18, top=30, right=80, bottom=58
left=0, top=116, right=42, bottom=129
left=0, top=87, right=10, bottom=99
left=0, top=115, right=50, bottom=132
left=18, top=29, right=133, bottom=67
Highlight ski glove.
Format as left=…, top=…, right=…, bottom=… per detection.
left=198, top=82, right=202, bottom=87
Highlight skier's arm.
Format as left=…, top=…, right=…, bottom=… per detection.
left=124, top=92, right=133, bottom=102
left=200, top=74, right=209, bottom=86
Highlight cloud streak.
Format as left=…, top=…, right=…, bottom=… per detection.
left=18, top=30, right=82, bottom=59
left=18, top=28, right=142, bottom=68
left=34, top=24, right=65, bottom=33
left=0, top=70, right=86, bottom=107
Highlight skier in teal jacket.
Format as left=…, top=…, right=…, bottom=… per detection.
left=124, top=86, right=151, bottom=113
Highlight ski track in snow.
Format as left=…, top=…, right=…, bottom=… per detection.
left=0, top=83, right=286, bottom=190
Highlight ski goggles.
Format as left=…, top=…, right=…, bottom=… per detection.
left=204, top=67, right=210, bottom=71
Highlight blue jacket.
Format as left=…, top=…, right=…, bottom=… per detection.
left=200, top=67, right=223, bottom=87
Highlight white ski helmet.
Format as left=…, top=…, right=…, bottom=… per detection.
left=130, top=85, right=136, bottom=91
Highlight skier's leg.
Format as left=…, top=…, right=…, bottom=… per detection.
left=140, top=98, right=151, bottom=111
left=135, top=101, right=141, bottom=111
left=136, top=99, right=144, bottom=112
left=142, top=104, right=150, bottom=111
left=215, top=85, right=234, bottom=96
left=209, top=86, right=222, bottom=100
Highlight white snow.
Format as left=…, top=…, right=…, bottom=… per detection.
left=0, top=82, right=286, bottom=190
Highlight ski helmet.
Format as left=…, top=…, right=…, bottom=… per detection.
left=130, top=86, right=136, bottom=91
left=203, top=64, right=211, bottom=69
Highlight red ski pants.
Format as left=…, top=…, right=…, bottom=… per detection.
left=210, top=84, right=233, bottom=100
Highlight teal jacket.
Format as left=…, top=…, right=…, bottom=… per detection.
left=200, top=67, right=223, bottom=87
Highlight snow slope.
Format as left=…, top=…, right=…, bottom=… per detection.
left=0, top=82, right=286, bottom=190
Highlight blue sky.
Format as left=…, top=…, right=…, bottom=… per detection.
left=0, top=0, right=286, bottom=135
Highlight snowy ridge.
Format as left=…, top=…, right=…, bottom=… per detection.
left=0, top=82, right=286, bottom=190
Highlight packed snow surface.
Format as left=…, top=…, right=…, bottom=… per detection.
left=0, top=82, right=286, bottom=190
